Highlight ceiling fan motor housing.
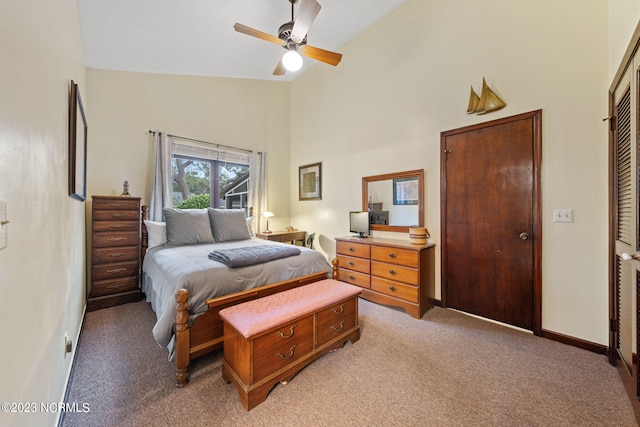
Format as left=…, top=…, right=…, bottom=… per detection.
left=278, top=21, right=307, bottom=46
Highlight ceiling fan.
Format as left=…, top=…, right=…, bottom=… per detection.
left=233, top=0, right=343, bottom=76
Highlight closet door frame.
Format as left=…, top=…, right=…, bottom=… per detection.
left=609, top=19, right=640, bottom=408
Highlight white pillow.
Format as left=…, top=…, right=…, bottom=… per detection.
left=246, top=216, right=255, bottom=237
left=144, top=220, right=167, bottom=249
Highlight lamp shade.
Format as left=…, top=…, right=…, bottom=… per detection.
left=262, top=211, right=275, bottom=219
left=282, top=50, right=303, bottom=72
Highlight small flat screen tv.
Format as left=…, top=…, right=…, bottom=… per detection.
left=349, top=211, right=370, bottom=238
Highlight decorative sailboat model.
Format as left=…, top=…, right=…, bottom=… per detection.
left=467, top=77, right=506, bottom=114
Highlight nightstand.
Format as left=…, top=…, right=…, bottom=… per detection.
left=256, top=230, right=307, bottom=246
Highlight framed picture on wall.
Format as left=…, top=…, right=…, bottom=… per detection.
left=299, top=162, right=322, bottom=201
left=393, top=177, right=418, bottom=205
left=69, top=80, right=87, bottom=201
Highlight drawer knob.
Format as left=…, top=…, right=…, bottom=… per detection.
left=276, top=345, right=297, bottom=360
left=389, top=286, right=397, bottom=292
left=276, top=324, right=297, bottom=339
left=331, top=304, right=345, bottom=315
left=389, top=269, right=397, bottom=275
left=330, top=321, right=345, bottom=332
left=348, top=247, right=355, bottom=252
left=348, top=261, right=355, bottom=267
left=389, top=253, right=397, bottom=259
left=349, top=275, right=356, bottom=281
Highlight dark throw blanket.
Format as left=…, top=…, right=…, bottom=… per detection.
left=208, top=244, right=302, bottom=268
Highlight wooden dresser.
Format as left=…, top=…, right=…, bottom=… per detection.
left=335, top=236, right=435, bottom=319
left=88, top=195, right=143, bottom=311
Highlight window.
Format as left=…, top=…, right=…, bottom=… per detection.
left=172, top=141, right=250, bottom=214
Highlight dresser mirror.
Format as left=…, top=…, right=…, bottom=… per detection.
left=362, top=169, right=424, bottom=233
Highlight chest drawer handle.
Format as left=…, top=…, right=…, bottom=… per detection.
left=330, top=321, right=345, bottom=332
left=389, top=286, right=397, bottom=292
left=107, top=202, right=129, bottom=207
left=276, top=324, right=297, bottom=339
left=106, top=237, right=128, bottom=242
left=388, top=253, right=397, bottom=259
left=106, top=284, right=126, bottom=290
left=276, top=345, right=297, bottom=360
left=348, top=261, right=355, bottom=267
left=106, top=268, right=128, bottom=274
left=348, top=247, right=355, bottom=252
left=389, top=269, right=397, bottom=275
left=331, top=304, right=345, bottom=315
left=348, top=275, right=356, bottom=281
left=109, top=253, right=125, bottom=258
left=109, top=224, right=126, bottom=229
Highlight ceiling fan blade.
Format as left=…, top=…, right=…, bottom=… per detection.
left=290, top=0, right=321, bottom=44
left=300, top=45, right=342, bottom=66
left=234, top=23, right=285, bottom=46
left=273, top=60, right=286, bottom=76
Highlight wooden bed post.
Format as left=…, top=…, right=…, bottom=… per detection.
left=140, top=205, right=148, bottom=265
left=175, top=288, right=190, bottom=387
left=331, top=258, right=339, bottom=279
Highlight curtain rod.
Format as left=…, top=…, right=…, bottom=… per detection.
left=148, top=130, right=252, bottom=154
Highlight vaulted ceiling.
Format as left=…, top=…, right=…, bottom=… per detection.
left=78, top=0, right=408, bottom=81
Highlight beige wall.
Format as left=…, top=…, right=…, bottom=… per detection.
left=85, top=70, right=292, bottom=230
left=290, top=0, right=611, bottom=344
left=610, top=0, right=640, bottom=80
left=0, top=0, right=86, bottom=425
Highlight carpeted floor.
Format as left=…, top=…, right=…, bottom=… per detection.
left=62, top=299, right=638, bottom=426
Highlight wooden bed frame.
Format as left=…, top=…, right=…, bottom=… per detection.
left=140, top=206, right=337, bottom=387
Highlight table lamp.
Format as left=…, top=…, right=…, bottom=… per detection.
left=262, top=211, right=274, bottom=234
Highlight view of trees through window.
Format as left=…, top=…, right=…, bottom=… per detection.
left=173, top=155, right=249, bottom=210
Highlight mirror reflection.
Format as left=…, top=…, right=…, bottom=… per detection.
left=362, top=169, right=424, bottom=233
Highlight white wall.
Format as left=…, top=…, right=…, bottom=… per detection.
left=85, top=70, right=292, bottom=230
left=0, top=0, right=86, bottom=426
left=610, top=0, right=640, bottom=80
left=290, top=0, right=610, bottom=345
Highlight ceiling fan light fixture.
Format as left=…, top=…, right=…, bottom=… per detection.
left=282, top=49, right=303, bottom=72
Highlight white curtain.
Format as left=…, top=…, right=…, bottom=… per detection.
left=248, top=151, right=267, bottom=233
left=148, top=132, right=174, bottom=221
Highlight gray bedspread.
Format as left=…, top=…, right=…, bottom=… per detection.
left=142, top=238, right=331, bottom=356
left=208, top=244, right=301, bottom=267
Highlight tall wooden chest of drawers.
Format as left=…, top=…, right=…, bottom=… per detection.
left=88, top=195, right=143, bottom=311
left=336, top=236, right=435, bottom=319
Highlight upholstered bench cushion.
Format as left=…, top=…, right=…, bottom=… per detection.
left=219, top=279, right=361, bottom=338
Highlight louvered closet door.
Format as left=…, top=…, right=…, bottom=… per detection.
left=612, top=65, right=636, bottom=376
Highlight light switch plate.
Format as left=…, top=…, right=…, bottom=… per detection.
left=0, top=200, right=7, bottom=249
left=553, top=208, right=573, bottom=223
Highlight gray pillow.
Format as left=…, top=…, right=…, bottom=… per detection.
left=163, top=208, right=214, bottom=246
left=208, top=208, right=251, bottom=242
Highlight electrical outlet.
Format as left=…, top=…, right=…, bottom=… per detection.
left=64, top=333, right=72, bottom=356
left=553, top=208, right=573, bottom=223
left=0, top=200, right=6, bottom=250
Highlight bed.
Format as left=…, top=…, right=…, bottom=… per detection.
left=140, top=206, right=335, bottom=387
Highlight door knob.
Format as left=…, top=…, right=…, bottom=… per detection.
left=519, top=232, right=529, bottom=240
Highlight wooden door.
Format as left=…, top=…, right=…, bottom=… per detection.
left=441, top=110, right=542, bottom=333
left=610, top=70, right=635, bottom=375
